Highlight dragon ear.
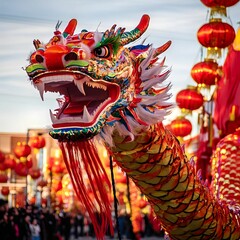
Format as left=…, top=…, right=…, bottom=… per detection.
left=63, top=19, right=77, bottom=38
left=120, top=14, right=150, bottom=46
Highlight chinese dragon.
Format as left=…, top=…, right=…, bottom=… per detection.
left=25, top=15, right=240, bottom=239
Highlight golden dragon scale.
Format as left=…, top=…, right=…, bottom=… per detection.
left=107, top=123, right=240, bottom=239
left=25, top=14, right=240, bottom=239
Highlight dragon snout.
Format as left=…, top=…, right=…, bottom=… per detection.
left=30, top=45, right=89, bottom=71
left=44, top=45, right=69, bottom=70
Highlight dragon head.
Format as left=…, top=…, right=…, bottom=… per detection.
left=26, top=15, right=172, bottom=141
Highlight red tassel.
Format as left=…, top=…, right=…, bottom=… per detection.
left=59, top=140, right=114, bottom=239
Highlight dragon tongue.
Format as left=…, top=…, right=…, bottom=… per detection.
left=62, top=101, right=91, bottom=115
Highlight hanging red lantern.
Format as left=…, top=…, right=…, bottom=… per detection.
left=0, top=150, right=5, bottom=163
left=37, top=179, right=48, bottom=188
left=0, top=172, right=8, bottom=183
left=15, top=162, right=29, bottom=177
left=26, top=157, right=33, bottom=169
left=200, top=0, right=239, bottom=7
left=1, top=187, right=10, bottom=196
left=0, top=162, right=7, bottom=171
left=29, top=168, right=41, bottom=180
left=4, top=154, right=16, bottom=170
left=197, top=19, right=235, bottom=49
left=138, top=198, right=148, bottom=209
left=115, top=174, right=127, bottom=184
left=170, top=117, right=192, bottom=137
left=191, top=59, right=221, bottom=86
left=29, top=135, right=46, bottom=149
left=14, top=142, right=31, bottom=159
left=176, top=87, right=204, bottom=111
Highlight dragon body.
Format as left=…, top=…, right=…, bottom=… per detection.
left=25, top=15, right=240, bottom=239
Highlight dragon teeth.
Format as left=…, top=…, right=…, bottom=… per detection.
left=74, top=79, right=86, bottom=95
left=34, top=82, right=45, bottom=101
left=86, top=81, right=107, bottom=90
left=82, top=105, right=92, bottom=122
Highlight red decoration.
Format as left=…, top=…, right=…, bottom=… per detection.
left=0, top=162, right=7, bottom=171
left=200, top=0, right=239, bottom=7
left=0, top=151, right=5, bottom=163
left=0, top=173, right=8, bottom=183
left=170, top=117, right=192, bottom=137
left=29, top=135, right=46, bottom=149
left=15, top=162, right=29, bottom=177
left=1, top=187, right=10, bottom=196
left=138, top=198, right=148, bottom=209
left=29, top=168, right=41, bottom=180
left=197, top=19, right=235, bottom=49
left=176, top=88, right=204, bottom=111
left=26, top=157, right=33, bottom=169
left=191, top=59, right=221, bottom=86
left=4, top=154, right=16, bottom=169
left=14, top=142, right=31, bottom=159
left=37, top=179, right=48, bottom=188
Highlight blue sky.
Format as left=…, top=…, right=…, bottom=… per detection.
left=0, top=0, right=239, bottom=133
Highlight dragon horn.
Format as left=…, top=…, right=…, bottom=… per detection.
left=63, top=19, right=77, bottom=38
left=120, top=14, right=150, bottom=45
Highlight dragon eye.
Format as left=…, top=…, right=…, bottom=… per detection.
left=93, top=46, right=110, bottom=58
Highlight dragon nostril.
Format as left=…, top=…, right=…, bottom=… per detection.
left=35, top=54, right=44, bottom=63
left=65, top=52, right=78, bottom=61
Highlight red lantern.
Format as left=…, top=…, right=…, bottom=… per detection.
left=191, top=59, right=221, bottom=86
left=176, top=88, right=204, bottom=111
left=14, top=142, right=31, bottom=159
left=197, top=19, right=235, bottom=49
left=170, top=117, right=192, bottom=137
left=26, top=157, right=33, bottom=169
left=0, top=162, right=8, bottom=171
left=29, top=135, right=46, bottom=149
left=29, top=168, right=41, bottom=180
left=1, top=187, right=10, bottom=196
left=0, top=173, right=8, bottom=183
left=4, top=154, right=16, bottom=170
left=37, top=179, right=48, bottom=188
left=0, top=151, right=5, bottom=163
left=200, top=0, right=239, bottom=7
left=138, top=198, right=148, bottom=209
left=115, top=175, right=127, bottom=184
left=15, top=162, right=29, bottom=177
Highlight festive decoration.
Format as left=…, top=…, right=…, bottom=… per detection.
left=197, top=19, right=236, bottom=49
left=29, top=135, right=46, bottom=149
left=1, top=187, right=10, bottom=196
left=169, top=117, right=192, bottom=137
left=214, top=29, right=240, bottom=137
left=29, top=168, right=41, bottom=179
left=0, top=150, right=5, bottom=163
left=176, top=87, right=204, bottom=110
left=200, top=0, right=239, bottom=7
left=25, top=15, right=240, bottom=239
left=191, top=58, right=221, bottom=86
left=211, top=129, right=240, bottom=205
left=3, top=154, right=16, bottom=169
left=14, top=162, right=29, bottom=177
left=0, top=172, right=8, bottom=183
left=14, top=142, right=31, bottom=159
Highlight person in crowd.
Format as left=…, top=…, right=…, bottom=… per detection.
left=30, top=218, right=41, bottom=240
left=20, top=214, right=32, bottom=240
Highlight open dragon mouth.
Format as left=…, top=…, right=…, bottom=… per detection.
left=32, top=71, right=120, bottom=130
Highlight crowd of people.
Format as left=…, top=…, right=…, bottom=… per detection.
left=0, top=198, right=164, bottom=240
